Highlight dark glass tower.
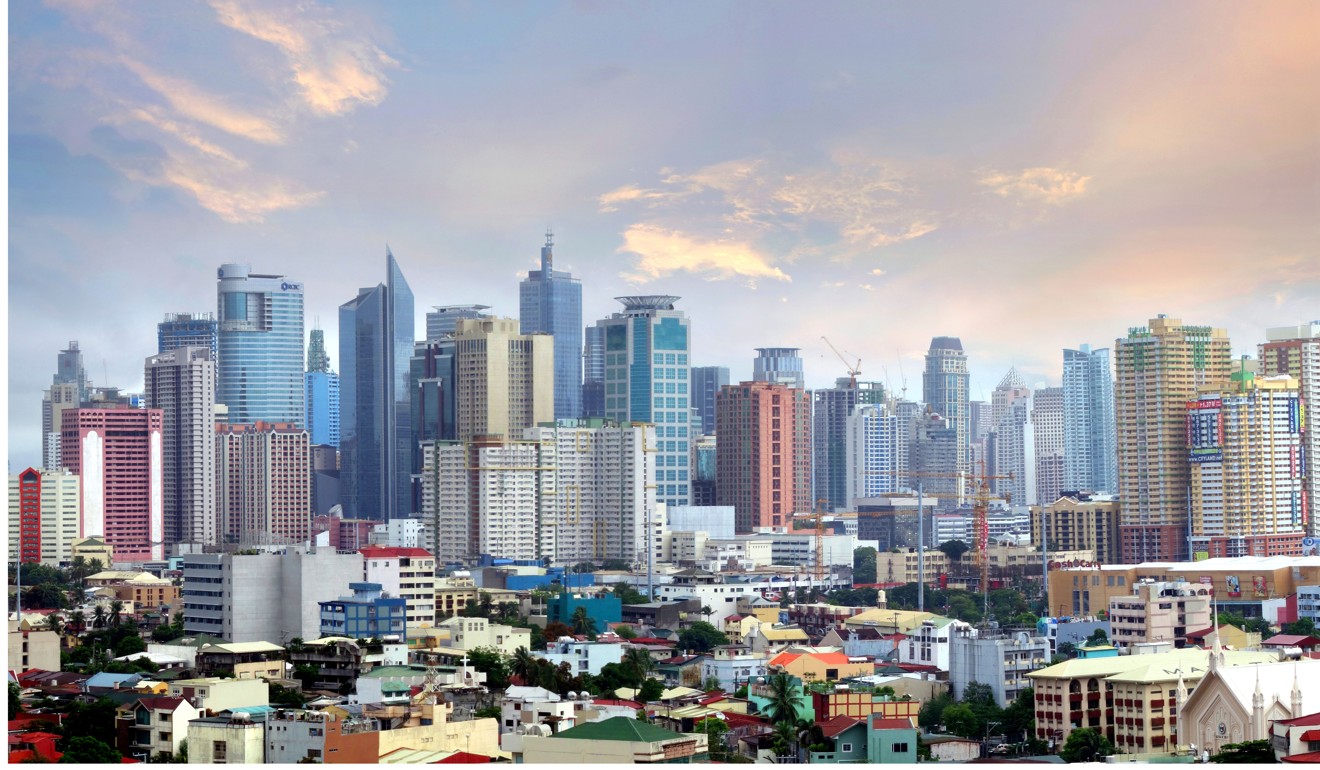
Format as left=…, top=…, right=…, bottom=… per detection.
left=339, top=249, right=415, bottom=520
left=519, top=231, right=583, bottom=419
left=690, top=366, right=730, bottom=436
left=159, top=313, right=219, bottom=362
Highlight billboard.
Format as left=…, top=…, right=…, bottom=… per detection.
left=1226, top=575, right=1241, bottom=597
left=1253, top=576, right=1268, bottom=597
left=1302, top=537, right=1320, bottom=557
left=1188, top=403, right=1224, bottom=463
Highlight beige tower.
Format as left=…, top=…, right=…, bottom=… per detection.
left=1258, top=322, right=1320, bottom=537
left=454, top=317, right=554, bottom=443
left=1115, top=316, right=1231, bottom=563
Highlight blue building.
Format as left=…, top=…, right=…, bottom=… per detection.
left=752, top=347, right=804, bottom=389
left=159, top=312, right=218, bottom=361
left=304, top=328, right=340, bottom=448
left=519, top=231, right=583, bottom=420
left=546, top=592, right=622, bottom=627
left=425, top=304, right=490, bottom=341
left=319, top=582, right=407, bottom=640
left=594, top=296, right=692, bottom=508
left=339, top=249, right=415, bottom=520
left=582, top=326, right=606, bottom=419
left=1063, top=344, right=1117, bottom=494
left=216, top=265, right=305, bottom=426
left=689, top=366, right=729, bottom=436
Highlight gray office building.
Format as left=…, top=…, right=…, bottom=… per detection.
left=520, top=232, right=583, bottom=419
left=690, top=366, right=730, bottom=436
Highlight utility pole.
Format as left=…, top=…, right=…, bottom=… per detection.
left=917, top=481, right=925, bottom=613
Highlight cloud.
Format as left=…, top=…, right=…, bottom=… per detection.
left=869, top=268, right=887, bottom=276
left=618, top=224, right=791, bottom=284
left=597, top=184, right=672, bottom=213
left=119, top=57, right=283, bottom=144
left=208, top=0, right=397, bottom=116
left=980, top=166, right=1092, bottom=205
left=153, top=155, right=324, bottom=223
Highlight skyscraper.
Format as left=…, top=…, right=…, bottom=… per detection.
left=596, top=296, right=693, bottom=509
left=145, top=346, right=217, bottom=548
left=1032, top=386, right=1065, bottom=505
left=520, top=231, right=583, bottom=419
left=989, top=367, right=1034, bottom=505
left=41, top=341, right=90, bottom=471
left=408, top=337, right=456, bottom=515
left=1063, top=344, right=1117, bottom=494
left=1115, top=315, right=1231, bottom=563
left=923, top=336, right=970, bottom=474
left=216, top=264, right=305, bottom=426
left=304, top=329, right=340, bottom=448
left=453, top=317, right=553, bottom=443
left=426, top=304, right=491, bottom=341
left=158, top=313, right=218, bottom=362
left=846, top=401, right=909, bottom=503
left=715, top=381, right=812, bottom=532
left=581, top=326, right=606, bottom=419
left=1258, top=322, right=1319, bottom=535
left=338, top=249, right=414, bottom=521
left=753, top=347, right=806, bottom=389
left=1188, top=373, right=1305, bottom=557
left=690, top=366, right=731, bottom=436
left=215, top=422, right=311, bottom=545
left=61, top=406, right=165, bottom=561
left=911, top=409, right=961, bottom=504
left=814, top=378, right=885, bottom=511
left=8, top=468, right=80, bottom=566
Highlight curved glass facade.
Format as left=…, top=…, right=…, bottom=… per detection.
left=216, top=264, right=305, bottom=427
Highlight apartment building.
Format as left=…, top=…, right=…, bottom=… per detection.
left=8, top=467, right=80, bottom=566
left=454, top=316, right=554, bottom=444
left=947, top=624, right=1050, bottom=707
left=215, top=421, right=311, bottom=545
left=715, top=380, right=813, bottom=532
left=1258, top=322, right=1320, bottom=537
left=1031, top=493, right=1122, bottom=566
left=360, top=545, right=437, bottom=628
left=1108, top=580, right=1212, bottom=649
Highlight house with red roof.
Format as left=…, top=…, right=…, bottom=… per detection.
left=8, top=731, right=63, bottom=764
left=767, top=650, right=873, bottom=683
left=1266, top=634, right=1320, bottom=652
left=1272, top=711, right=1320, bottom=762
left=114, top=696, right=199, bottom=761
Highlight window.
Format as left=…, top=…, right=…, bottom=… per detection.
left=841, top=743, right=853, bottom=753
left=213, top=741, right=228, bottom=762
left=892, top=743, right=910, bottom=753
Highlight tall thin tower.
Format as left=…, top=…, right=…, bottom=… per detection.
left=922, top=337, right=971, bottom=474
left=520, top=230, right=583, bottom=419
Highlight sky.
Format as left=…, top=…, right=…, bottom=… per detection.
left=7, top=0, right=1319, bottom=471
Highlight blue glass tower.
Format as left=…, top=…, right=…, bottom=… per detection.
left=689, top=366, right=730, bottom=435
left=216, top=265, right=305, bottom=426
left=1063, top=344, right=1117, bottom=494
left=595, top=295, right=692, bottom=508
left=339, top=249, right=415, bottom=520
left=305, top=329, right=340, bottom=448
left=159, top=313, right=219, bottom=361
left=519, top=231, right=583, bottom=419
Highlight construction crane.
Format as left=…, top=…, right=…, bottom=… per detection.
left=813, top=498, right=829, bottom=582
left=821, top=336, right=862, bottom=388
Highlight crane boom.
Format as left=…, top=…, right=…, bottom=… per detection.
left=821, top=336, right=861, bottom=388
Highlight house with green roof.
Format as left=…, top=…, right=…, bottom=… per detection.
left=519, top=715, right=709, bottom=763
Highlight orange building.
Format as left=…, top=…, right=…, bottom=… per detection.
left=715, top=381, right=812, bottom=532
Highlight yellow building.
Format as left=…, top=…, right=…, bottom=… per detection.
left=1028, top=648, right=1278, bottom=752
left=1031, top=494, right=1122, bottom=565
left=434, top=577, right=479, bottom=619
left=72, top=536, right=113, bottom=569
left=843, top=609, right=936, bottom=635
left=767, top=651, right=873, bottom=685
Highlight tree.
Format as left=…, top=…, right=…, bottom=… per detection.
left=572, top=561, right=597, bottom=574
left=614, top=625, right=638, bottom=640
left=1283, top=618, right=1317, bottom=637
left=467, top=646, right=510, bottom=690
left=69, top=610, right=86, bottom=636
left=510, top=647, right=538, bottom=684
left=677, top=621, right=727, bottom=653
left=91, top=605, right=106, bottom=629
left=853, top=547, right=877, bottom=585
left=1059, top=727, right=1115, bottom=763
left=918, top=692, right=955, bottom=730
left=1086, top=628, right=1110, bottom=646
left=771, top=719, right=798, bottom=759
left=60, top=698, right=120, bottom=748
left=761, top=673, right=803, bottom=724
left=623, top=648, right=655, bottom=682
left=23, top=582, right=68, bottom=609
left=638, top=677, right=665, bottom=702
left=942, top=703, right=980, bottom=738
left=1209, top=739, right=1275, bottom=763
left=59, top=736, right=121, bottom=764
left=694, top=717, right=730, bottom=761
left=270, top=682, right=308, bottom=708
left=108, top=599, right=124, bottom=626
left=938, top=540, right=970, bottom=562
left=611, top=582, right=647, bottom=605
left=292, top=664, right=320, bottom=690
left=10, top=682, right=21, bottom=716
left=114, top=633, right=146, bottom=658
left=543, top=622, right=573, bottom=642
left=45, top=612, right=64, bottom=638
left=703, top=676, right=723, bottom=692
left=570, top=606, right=598, bottom=637
left=1001, top=688, right=1035, bottom=741
left=1057, top=641, right=1077, bottom=659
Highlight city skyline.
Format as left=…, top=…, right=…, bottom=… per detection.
left=9, top=1, right=1319, bottom=471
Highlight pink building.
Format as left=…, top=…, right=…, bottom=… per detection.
left=716, top=381, right=813, bottom=532
left=61, top=407, right=165, bottom=561
left=215, top=421, right=311, bottom=545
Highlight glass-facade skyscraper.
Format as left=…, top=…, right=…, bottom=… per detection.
left=519, top=232, right=583, bottom=419
left=690, top=366, right=730, bottom=436
left=426, top=304, right=491, bottom=341
left=305, top=329, right=340, bottom=448
left=159, top=313, right=219, bottom=362
left=1063, top=344, right=1117, bottom=494
left=582, top=326, right=606, bottom=418
left=339, top=250, right=415, bottom=520
left=922, top=336, right=970, bottom=474
left=596, top=295, right=692, bottom=508
left=753, top=347, right=805, bottom=389
left=216, top=264, right=305, bottom=426
left=815, top=378, right=885, bottom=510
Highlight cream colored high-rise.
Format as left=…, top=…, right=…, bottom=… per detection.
left=1188, top=374, right=1305, bottom=557
left=1259, top=322, right=1320, bottom=537
left=8, top=468, right=80, bottom=566
left=1115, top=316, right=1231, bottom=563
left=454, top=317, right=554, bottom=443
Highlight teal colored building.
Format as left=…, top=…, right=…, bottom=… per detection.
left=805, top=715, right=917, bottom=764
left=546, top=592, right=622, bottom=626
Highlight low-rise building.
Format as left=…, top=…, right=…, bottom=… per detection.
left=1035, top=615, right=1109, bottom=655
left=519, top=716, right=707, bottom=764
left=1270, top=712, right=1320, bottom=762
left=806, top=715, right=918, bottom=764
left=437, top=615, right=532, bottom=656
left=947, top=626, right=1049, bottom=707
left=168, top=677, right=269, bottom=714
left=114, top=696, right=198, bottom=761
left=1108, top=579, right=1212, bottom=649
left=748, top=625, right=811, bottom=654
left=809, top=683, right=922, bottom=724
left=767, top=651, right=872, bottom=686
left=922, top=733, right=981, bottom=762
left=195, top=641, right=285, bottom=680
left=897, top=616, right=960, bottom=671
left=701, top=644, right=769, bottom=692
left=8, top=622, right=60, bottom=672
left=435, top=575, right=479, bottom=618
left=359, top=546, right=437, bottom=628
left=843, top=609, right=937, bottom=635
left=536, top=638, right=624, bottom=677
left=288, top=637, right=365, bottom=693
left=188, top=713, right=265, bottom=764
left=820, top=626, right=903, bottom=660
left=319, top=582, right=407, bottom=640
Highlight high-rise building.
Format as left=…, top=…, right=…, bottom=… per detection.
left=1115, top=315, right=1231, bottom=562
left=158, top=313, right=218, bottom=362
left=595, top=296, right=693, bottom=509
left=359, top=545, right=437, bottom=628
left=338, top=250, right=414, bottom=520
left=581, top=326, right=606, bottom=419
left=1063, top=344, right=1117, bottom=494
left=8, top=468, right=80, bottom=566
left=814, top=378, right=886, bottom=511
left=989, top=368, right=1035, bottom=506
left=41, top=341, right=90, bottom=471
left=525, top=420, right=658, bottom=566
left=453, top=317, right=553, bottom=443
left=1188, top=373, right=1306, bottom=557
left=215, top=422, right=311, bottom=545
left=519, top=232, right=583, bottom=419
left=1033, top=386, right=1066, bottom=506
left=304, top=329, right=340, bottom=449
left=1258, top=322, right=1319, bottom=535
left=409, top=338, right=457, bottom=498
left=968, top=399, right=992, bottom=479
left=911, top=409, right=962, bottom=504
left=753, top=348, right=805, bottom=390
left=692, top=434, right=718, bottom=506
left=923, top=336, right=970, bottom=474
left=846, top=401, right=910, bottom=504
left=426, top=304, right=491, bottom=342
left=145, top=346, right=217, bottom=548
left=715, top=381, right=812, bottom=532
left=690, top=366, right=731, bottom=436
left=216, top=264, right=305, bottom=426
left=61, top=406, right=165, bottom=561
left=1030, top=492, right=1122, bottom=567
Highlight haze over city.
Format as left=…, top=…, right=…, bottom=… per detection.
left=8, top=0, right=1318, bottom=472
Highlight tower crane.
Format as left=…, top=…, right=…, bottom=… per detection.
left=821, top=336, right=862, bottom=388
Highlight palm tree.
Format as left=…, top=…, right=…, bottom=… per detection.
left=622, top=648, right=654, bottom=686
left=771, top=720, right=798, bottom=759
left=70, top=609, right=86, bottom=636
left=761, top=673, right=802, bottom=724
left=91, top=605, right=107, bottom=629
left=570, top=606, right=597, bottom=636
left=45, top=612, right=64, bottom=638
left=510, top=648, right=537, bottom=684
left=109, top=600, right=124, bottom=626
